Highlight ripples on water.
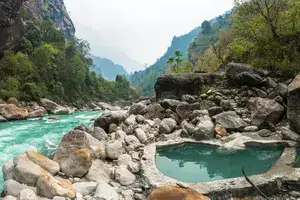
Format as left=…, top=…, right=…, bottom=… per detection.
left=0, top=111, right=102, bottom=189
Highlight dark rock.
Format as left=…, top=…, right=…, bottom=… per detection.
left=248, top=97, right=284, bottom=128
left=278, top=83, right=288, bottom=98
left=129, top=103, right=147, bottom=115
left=94, top=111, right=128, bottom=132
left=257, top=129, right=271, bottom=137
left=199, top=100, right=215, bottom=110
left=160, top=99, right=180, bottom=111
left=144, top=103, right=165, bottom=120
left=287, top=74, right=300, bottom=134
left=181, top=95, right=197, bottom=103
left=176, top=102, right=191, bottom=120
left=154, top=74, right=217, bottom=100
left=266, top=77, right=278, bottom=88
left=208, top=106, right=223, bottom=117
left=220, top=100, right=231, bottom=111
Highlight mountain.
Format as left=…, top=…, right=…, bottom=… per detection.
left=91, top=55, right=128, bottom=81
left=129, top=26, right=202, bottom=96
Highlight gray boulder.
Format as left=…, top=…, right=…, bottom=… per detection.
left=19, top=189, right=37, bottom=200
left=176, top=102, right=191, bottom=119
left=248, top=97, right=284, bottom=127
left=117, top=154, right=132, bottom=166
left=94, top=111, right=128, bottom=132
left=135, top=128, right=147, bottom=143
left=73, top=182, right=97, bottom=196
left=281, top=127, right=300, bottom=141
left=2, top=160, right=14, bottom=181
left=125, top=115, right=137, bottom=126
left=40, top=98, right=72, bottom=115
left=199, top=100, right=215, bottom=110
left=129, top=103, right=147, bottom=115
left=93, top=181, right=119, bottom=200
left=115, top=166, right=136, bottom=186
left=161, top=99, right=180, bottom=111
left=3, top=180, right=36, bottom=197
left=106, top=140, right=125, bottom=160
left=91, top=127, right=108, bottom=141
left=84, top=160, right=113, bottom=183
left=215, top=111, right=247, bottom=131
left=287, top=74, right=300, bottom=134
left=125, top=135, right=141, bottom=149
left=144, top=103, right=165, bottom=120
left=158, top=118, right=177, bottom=134
left=194, top=115, right=214, bottom=140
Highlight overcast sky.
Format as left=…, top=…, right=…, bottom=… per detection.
left=64, top=0, right=234, bottom=66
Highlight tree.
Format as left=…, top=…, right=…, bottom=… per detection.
left=201, top=20, right=212, bottom=35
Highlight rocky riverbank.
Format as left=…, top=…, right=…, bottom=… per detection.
left=2, top=63, right=300, bottom=200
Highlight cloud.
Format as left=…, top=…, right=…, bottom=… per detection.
left=64, top=0, right=234, bottom=66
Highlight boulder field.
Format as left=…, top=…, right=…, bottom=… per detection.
left=2, top=63, right=300, bottom=200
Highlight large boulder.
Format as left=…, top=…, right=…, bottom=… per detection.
left=84, top=160, right=113, bottom=183
left=94, top=110, right=128, bottom=132
left=28, top=108, right=47, bottom=118
left=18, top=189, right=36, bottom=200
left=73, top=181, right=97, bottom=196
left=0, top=115, right=7, bottom=122
left=160, top=99, right=180, bottom=111
left=106, top=140, right=125, bottom=160
left=147, top=186, right=210, bottom=200
left=0, top=104, right=28, bottom=120
left=248, top=97, right=284, bottom=127
left=40, top=99, right=72, bottom=115
left=53, top=130, right=96, bottom=177
left=176, top=102, right=192, bottom=119
left=144, top=103, right=165, bottom=120
left=214, top=111, right=247, bottom=131
left=194, top=115, right=214, bottom=140
left=288, top=74, right=300, bottom=134
left=93, top=181, right=119, bottom=200
left=36, top=174, right=75, bottom=199
left=3, top=180, right=36, bottom=198
left=154, top=74, right=216, bottom=100
left=158, top=118, right=177, bottom=134
left=26, top=151, right=59, bottom=174
left=114, top=165, right=136, bottom=186
left=129, top=103, right=147, bottom=115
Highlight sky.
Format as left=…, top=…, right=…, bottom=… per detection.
left=64, top=0, right=234, bottom=69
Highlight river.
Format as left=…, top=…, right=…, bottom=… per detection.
left=0, top=111, right=102, bottom=189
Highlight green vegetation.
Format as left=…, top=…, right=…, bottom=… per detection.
left=167, top=51, right=193, bottom=74
left=0, top=20, right=138, bottom=103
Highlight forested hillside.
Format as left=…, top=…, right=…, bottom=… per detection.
left=91, top=55, right=128, bottom=81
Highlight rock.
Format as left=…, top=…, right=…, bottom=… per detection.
left=91, top=127, right=108, bottom=141
left=129, top=103, right=147, bottom=115
left=147, top=186, right=210, bottom=200
left=84, top=133, right=106, bottom=159
left=13, top=154, right=43, bottom=186
left=19, top=189, right=37, bottom=200
left=248, top=97, right=284, bottom=127
left=28, top=108, right=47, bottom=118
left=3, top=180, right=36, bottom=198
left=2, top=195, right=17, bottom=200
left=158, top=118, right=177, bottom=134
left=106, top=140, right=125, bottom=160
left=287, top=74, right=300, bottom=134
left=0, top=104, right=28, bottom=120
left=257, top=129, right=271, bottom=137
left=93, top=181, right=119, bottom=200
left=7, top=97, right=19, bottom=107
left=208, top=106, right=223, bottom=117
left=244, top=126, right=259, bottom=132
left=215, top=111, right=247, bottom=131
left=135, top=128, right=147, bottom=143
left=94, top=111, right=128, bottom=132
left=127, top=161, right=140, bottom=174
left=84, top=160, right=113, bottom=183
left=199, top=100, right=215, bottom=110
left=161, top=99, right=180, bottom=111
left=281, top=127, right=300, bottom=141
left=125, top=135, right=141, bottom=148
left=73, top=182, right=97, bottom=196
left=154, top=74, right=215, bottom=100
left=278, top=83, right=288, bottom=97
left=109, top=123, right=118, bottom=133
left=254, top=88, right=268, bottom=98
left=144, top=103, right=165, bottom=120
left=125, top=115, right=137, bottom=126
left=181, top=95, right=197, bottom=103
left=115, top=166, right=136, bottom=186
left=220, top=100, right=232, bottom=111
left=181, top=120, right=195, bottom=135
left=25, top=151, right=59, bottom=176
left=266, top=77, right=278, bottom=88
left=165, top=109, right=180, bottom=123
left=117, top=154, right=132, bottom=166
left=36, top=174, right=76, bottom=199
left=176, top=102, right=191, bottom=119
left=115, top=130, right=127, bottom=142
left=40, top=98, right=72, bottom=115
left=2, top=160, right=14, bottom=181
left=189, top=110, right=209, bottom=120
left=0, top=115, right=7, bottom=122
left=214, top=125, right=228, bottom=137
left=135, top=115, right=145, bottom=124
left=194, top=115, right=214, bottom=140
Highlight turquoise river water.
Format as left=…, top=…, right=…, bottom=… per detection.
left=0, top=111, right=102, bottom=189
left=156, top=143, right=284, bottom=183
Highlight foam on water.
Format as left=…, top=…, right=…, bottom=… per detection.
left=0, top=111, right=102, bottom=190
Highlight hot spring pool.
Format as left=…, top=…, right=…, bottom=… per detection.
left=156, top=143, right=284, bottom=183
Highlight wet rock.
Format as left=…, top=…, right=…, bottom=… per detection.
left=176, top=102, right=191, bottom=119
left=73, top=182, right=97, bottom=196
left=91, top=127, right=108, bottom=141
left=248, top=97, right=284, bottom=127
left=94, top=111, right=128, bottom=132
left=0, top=104, right=28, bottom=120
left=115, top=165, right=136, bottom=186
left=36, top=174, right=75, bottom=199
left=144, top=103, right=165, bottom=120
left=281, top=127, right=300, bottom=141
left=194, top=115, right=214, bottom=140
left=287, top=74, right=300, bottom=134
left=208, top=106, right=223, bottom=117
left=117, top=154, right=132, bottom=166
left=40, top=99, right=72, bottom=115
left=60, top=148, right=93, bottom=178
left=158, top=118, right=177, bottom=134
left=3, top=180, right=36, bottom=197
left=93, top=181, right=119, bottom=200
left=19, top=189, right=37, bottom=200
left=13, top=155, right=43, bottom=186
left=106, top=140, right=125, bottom=160
left=215, top=111, right=247, bottom=131
left=161, top=99, right=180, bottom=111
left=129, top=103, right=147, bottom=115
left=26, top=151, right=59, bottom=175
left=84, top=160, right=113, bottom=183
left=147, top=186, right=210, bottom=200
